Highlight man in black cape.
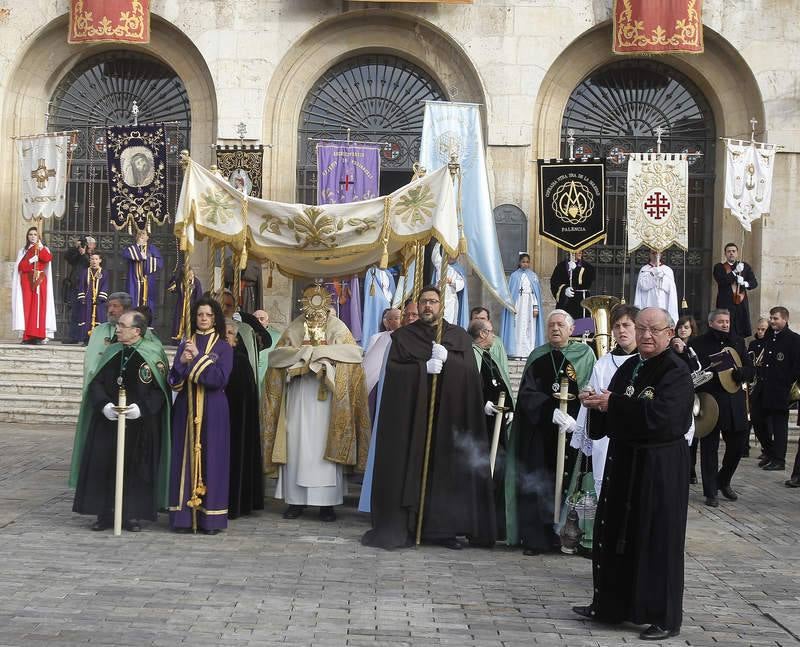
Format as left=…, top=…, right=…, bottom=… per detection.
left=689, top=308, right=752, bottom=506
left=712, top=242, right=758, bottom=338
left=550, top=250, right=595, bottom=320
left=576, top=307, right=693, bottom=641
left=224, top=318, right=264, bottom=519
left=72, top=310, right=171, bottom=532
left=513, top=309, right=595, bottom=554
left=361, top=285, right=496, bottom=550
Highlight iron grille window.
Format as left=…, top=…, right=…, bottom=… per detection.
left=296, top=54, right=445, bottom=204
left=46, top=51, right=191, bottom=341
left=561, top=59, right=715, bottom=319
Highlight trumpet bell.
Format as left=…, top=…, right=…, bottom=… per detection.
left=791, top=380, right=800, bottom=404
left=580, top=295, right=621, bottom=358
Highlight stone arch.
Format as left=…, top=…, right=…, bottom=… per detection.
left=531, top=22, right=766, bottom=312
left=262, top=10, right=488, bottom=202
left=0, top=13, right=217, bottom=261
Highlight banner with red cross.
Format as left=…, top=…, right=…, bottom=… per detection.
left=626, top=153, right=688, bottom=253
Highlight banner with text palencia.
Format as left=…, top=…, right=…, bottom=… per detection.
left=537, top=159, right=606, bottom=253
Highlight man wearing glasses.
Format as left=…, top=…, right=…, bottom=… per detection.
left=70, top=310, right=171, bottom=532
left=575, top=307, right=693, bottom=641
left=362, top=285, right=495, bottom=550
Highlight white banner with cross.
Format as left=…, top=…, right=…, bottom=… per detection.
left=626, top=152, right=689, bottom=253
left=16, top=134, right=71, bottom=221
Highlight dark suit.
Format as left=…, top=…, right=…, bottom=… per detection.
left=713, top=261, right=757, bottom=337
left=690, top=330, right=752, bottom=496
left=751, top=325, right=800, bottom=466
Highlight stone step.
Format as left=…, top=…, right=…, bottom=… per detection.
left=0, top=366, right=84, bottom=382
left=0, top=342, right=87, bottom=359
left=0, top=380, right=83, bottom=396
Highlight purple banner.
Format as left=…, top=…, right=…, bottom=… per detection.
left=316, top=143, right=380, bottom=205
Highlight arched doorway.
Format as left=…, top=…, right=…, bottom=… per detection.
left=296, top=53, right=446, bottom=204
left=561, top=59, right=716, bottom=319
left=47, top=51, right=191, bottom=340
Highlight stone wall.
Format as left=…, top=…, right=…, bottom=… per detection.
left=0, top=1, right=798, bottom=339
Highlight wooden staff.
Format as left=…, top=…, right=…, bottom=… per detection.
left=489, top=392, right=506, bottom=477
left=113, top=387, right=128, bottom=536
left=553, top=376, right=570, bottom=525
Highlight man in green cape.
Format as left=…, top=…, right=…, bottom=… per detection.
left=70, top=310, right=171, bottom=531
left=513, top=309, right=595, bottom=554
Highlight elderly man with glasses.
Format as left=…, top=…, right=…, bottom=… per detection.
left=362, top=285, right=496, bottom=551
left=70, top=310, right=171, bottom=533
left=575, top=307, right=694, bottom=641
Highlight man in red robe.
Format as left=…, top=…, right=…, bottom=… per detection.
left=13, top=226, right=55, bottom=344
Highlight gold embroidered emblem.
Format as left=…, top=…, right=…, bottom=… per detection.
left=638, top=386, right=655, bottom=400
left=139, top=363, right=153, bottom=384
left=287, top=206, right=341, bottom=249
left=156, top=361, right=167, bottom=377
left=31, top=159, right=56, bottom=190
left=200, top=189, right=238, bottom=226
left=395, top=185, right=436, bottom=227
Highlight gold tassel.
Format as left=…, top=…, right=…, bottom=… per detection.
left=459, top=232, right=468, bottom=255
left=267, top=263, right=273, bottom=288
left=681, top=298, right=688, bottom=310
left=369, top=273, right=376, bottom=297
left=379, top=242, right=389, bottom=269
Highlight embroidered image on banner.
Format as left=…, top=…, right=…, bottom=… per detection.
left=723, top=140, right=777, bottom=232
left=316, top=143, right=380, bottom=204
left=16, top=134, right=71, bottom=221
left=106, top=124, right=167, bottom=232
left=538, top=159, right=606, bottom=252
left=613, top=0, right=703, bottom=55
left=215, top=146, right=264, bottom=199
left=69, top=0, right=150, bottom=44
left=626, top=153, right=688, bottom=253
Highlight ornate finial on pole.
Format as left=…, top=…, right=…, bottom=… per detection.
left=750, top=117, right=758, bottom=143
left=131, top=101, right=139, bottom=127
left=567, top=128, right=576, bottom=160
left=179, top=149, right=190, bottom=170
left=236, top=122, right=247, bottom=146
left=655, top=126, right=663, bottom=154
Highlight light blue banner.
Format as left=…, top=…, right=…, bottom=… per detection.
left=419, top=101, right=514, bottom=311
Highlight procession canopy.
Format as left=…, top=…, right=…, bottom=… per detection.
left=174, top=155, right=459, bottom=278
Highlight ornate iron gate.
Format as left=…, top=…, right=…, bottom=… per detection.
left=561, top=59, right=715, bottom=320
left=46, top=51, right=191, bottom=341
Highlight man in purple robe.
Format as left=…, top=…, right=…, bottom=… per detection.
left=77, top=251, right=110, bottom=342
left=121, top=230, right=162, bottom=317
left=168, top=296, right=233, bottom=534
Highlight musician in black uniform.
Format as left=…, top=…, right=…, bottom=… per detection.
left=748, top=317, right=769, bottom=458
left=550, top=250, right=595, bottom=320
left=751, top=307, right=800, bottom=472
left=689, top=309, right=753, bottom=506
left=712, top=243, right=758, bottom=338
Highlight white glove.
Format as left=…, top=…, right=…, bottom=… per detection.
left=567, top=260, right=577, bottom=272
left=507, top=412, right=514, bottom=424
left=232, top=312, right=242, bottom=322
left=735, top=262, right=744, bottom=273
left=564, top=287, right=575, bottom=298
left=102, top=402, right=118, bottom=421
left=431, top=342, right=448, bottom=363
left=29, top=255, right=38, bottom=264
left=743, top=281, right=750, bottom=289
left=484, top=401, right=499, bottom=416
left=552, top=408, right=578, bottom=434
left=426, top=358, right=443, bottom=374
left=124, top=404, right=141, bottom=420
left=736, top=275, right=745, bottom=285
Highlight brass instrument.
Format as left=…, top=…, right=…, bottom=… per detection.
left=790, top=380, right=800, bottom=404
left=581, top=295, right=621, bottom=358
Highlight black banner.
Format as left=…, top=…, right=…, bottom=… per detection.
left=538, top=159, right=605, bottom=252
left=106, top=124, right=168, bottom=232
left=215, top=145, right=264, bottom=198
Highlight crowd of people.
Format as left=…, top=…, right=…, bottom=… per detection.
left=12, top=231, right=794, bottom=644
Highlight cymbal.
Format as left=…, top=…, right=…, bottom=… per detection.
left=693, top=392, right=719, bottom=439
left=718, top=347, right=743, bottom=394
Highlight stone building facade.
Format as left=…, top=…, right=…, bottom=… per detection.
left=0, top=1, right=798, bottom=340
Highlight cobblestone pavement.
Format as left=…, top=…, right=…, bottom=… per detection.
left=0, top=423, right=798, bottom=647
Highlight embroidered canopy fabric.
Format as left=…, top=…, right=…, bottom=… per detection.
left=174, top=157, right=458, bottom=278
left=612, top=0, right=703, bottom=55
left=68, top=0, right=150, bottom=44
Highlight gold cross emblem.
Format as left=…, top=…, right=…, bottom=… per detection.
left=31, top=158, right=56, bottom=190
